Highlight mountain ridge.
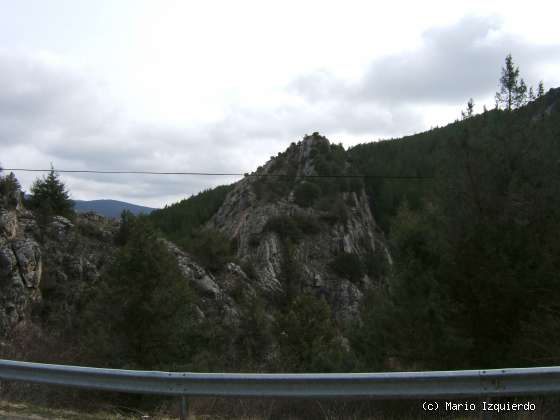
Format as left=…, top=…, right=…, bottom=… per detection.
left=72, top=198, right=156, bottom=218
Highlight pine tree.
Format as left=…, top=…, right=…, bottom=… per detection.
left=495, top=54, right=520, bottom=111
left=0, top=171, right=22, bottom=208
left=276, top=294, right=351, bottom=372
left=79, top=219, right=204, bottom=370
left=537, top=81, right=545, bottom=98
left=461, top=98, right=475, bottom=119
left=515, top=78, right=528, bottom=108
left=528, top=86, right=535, bottom=102
left=28, top=166, right=74, bottom=219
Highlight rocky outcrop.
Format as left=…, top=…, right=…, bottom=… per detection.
left=0, top=208, right=43, bottom=335
left=162, top=239, right=256, bottom=326
left=0, top=195, right=120, bottom=336
left=208, top=133, right=391, bottom=323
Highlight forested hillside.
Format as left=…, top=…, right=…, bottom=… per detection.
left=142, top=74, right=560, bottom=372
left=350, top=86, right=560, bottom=370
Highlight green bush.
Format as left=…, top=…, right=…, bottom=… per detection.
left=363, top=246, right=390, bottom=279
left=294, top=181, right=321, bottom=207
left=319, top=197, right=348, bottom=225
left=240, top=257, right=258, bottom=280
left=183, top=228, right=234, bottom=273
left=276, top=294, right=353, bottom=372
left=264, top=214, right=321, bottom=243
left=329, top=252, right=364, bottom=282
left=236, top=297, right=273, bottom=367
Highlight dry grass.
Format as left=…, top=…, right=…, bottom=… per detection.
left=0, top=400, right=162, bottom=419
left=0, top=398, right=558, bottom=420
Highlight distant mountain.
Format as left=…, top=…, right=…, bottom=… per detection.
left=72, top=199, right=156, bottom=218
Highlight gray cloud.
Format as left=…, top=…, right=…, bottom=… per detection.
left=0, top=52, right=247, bottom=207
left=2, top=16, right=559, bottom=207
left=291, top=16, right=560, bottom=106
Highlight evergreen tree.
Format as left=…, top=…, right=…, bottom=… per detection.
left=461, top=98, right=475, bottom=119
left=0, top=171, right=22, bottom=208
left=293, top=181, right=321, bottom=207
left=79, top=219, right=205, bottom=370
left=276, top=294, right=352, bottom=372
left=528, top=86, right=535, bottom=102
left=236, top=297, right=273, bottom=368
left=28, top=167, right=74, bottom=219
left=114, top=209, right=136, bottom=246
left=515, top=78, right=528, bottom=108
left=495, top=54, right=520, bottom=111
left=537, top=81, right=545, bottom=98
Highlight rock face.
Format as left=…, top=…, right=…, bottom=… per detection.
left=208, top=133, right=391, bottom=322
left=163, top=239, right=256, bottom=326
left=0, top=198, right=119, bottom=336
left=37, top=212, right=119, bottom=324
left=0, top=207, right=43, bottom=335
left=0, top=176, right=254, bottom=336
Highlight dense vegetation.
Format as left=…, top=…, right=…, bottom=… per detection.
left=77, top=217, right=207, bottom=371
left=149, top=185, right=234, bottom=271
left=350, top=59, right=560, bottom=370
left=252, top=133, right=363, bottom=209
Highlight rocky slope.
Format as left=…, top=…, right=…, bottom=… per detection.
left=207, top=133, right=391, bottom=322
left=0, top=184, right=251, bottom=337
left=0, top=189, right=119, bottom=336
left=0, top=204, right=42, bottom=335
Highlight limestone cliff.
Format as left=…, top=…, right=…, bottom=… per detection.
left=208, top=133, right=391, bottom=322
left=0, top=188, right=119, bottom=336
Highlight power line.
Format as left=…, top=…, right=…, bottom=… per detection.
left=1, top=168, right=433, bottom=180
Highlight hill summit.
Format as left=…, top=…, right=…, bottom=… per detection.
left=206, top=132, right=391, bottom=322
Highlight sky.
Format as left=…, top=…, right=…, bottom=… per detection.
left=1, top=0, right=559, bottom=208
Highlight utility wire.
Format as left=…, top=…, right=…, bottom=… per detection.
left=1, top=168, right=433, bottom=180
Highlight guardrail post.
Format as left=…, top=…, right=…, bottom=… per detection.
left=179, top=395, right=188, bottom=420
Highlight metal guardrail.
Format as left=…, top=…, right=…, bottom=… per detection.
left=2, top=359, right=560, bottom=399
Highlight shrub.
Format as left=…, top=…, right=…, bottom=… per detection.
left=364, top=246, right=390, bottom=279
left=264, top=214, right=321, bottom=243
left=275, top=294, right=353, bottom=372
left=236, top=297, right=273, bottom=366
left=294, top=181, right=321, bottom=207
left=240, top=257, right=258, bottom=280
left=183, top=228, right=234, bottom=273
left=329, top=252, right=364, bottom=282
left=319, top=197, right=348, bottom=225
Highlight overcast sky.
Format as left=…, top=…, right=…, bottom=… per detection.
left=1, top=0, right=559, bottom=208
